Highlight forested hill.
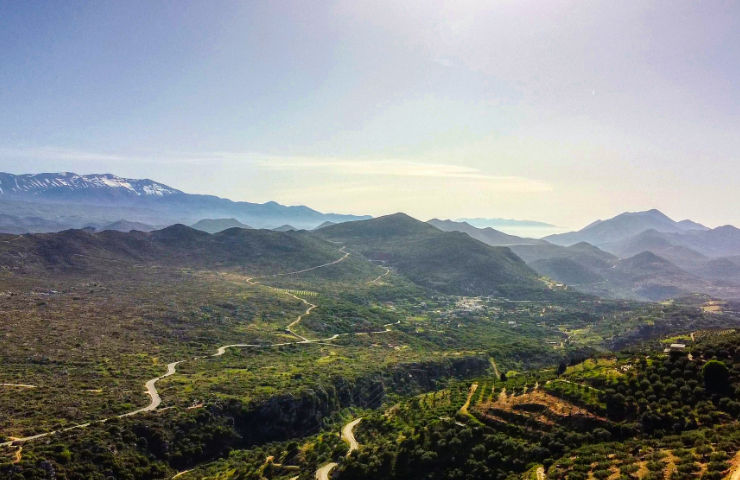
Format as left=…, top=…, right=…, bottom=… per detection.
left=0, top=225, right=348, bottom=274
left=333, top=330, right=740, bottom=480
left=317, top=213, right=549, bottom=298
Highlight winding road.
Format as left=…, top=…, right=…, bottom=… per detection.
left=341, top=418, right=362, bottom=456
left=315, top=417, right=362, bottom=480
left=3, top=245, right=397, bottom=462
left=120, top=361, right=183, bottom=417
left=315, top=462, right=338, bottom=480
left=370, top=265, right=390, bottom=285
left=1, top=246, right=356, bottom=450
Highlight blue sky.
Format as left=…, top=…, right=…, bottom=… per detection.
left=1, top=1, right=739, bottom=229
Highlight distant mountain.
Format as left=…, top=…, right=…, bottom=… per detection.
left=511, top=241, right=617, bottom=271
left=529, top=257, right=605, bottom=285
left=273, top=224, right=298, bottom=232
left=317, top=213, right=548, bottom=298
left=671, top=225, right=740, bottom=257
left=603, top=229, right=708, bottom=270
left=692, top=257, right=740, bottom=285
left=510, top=242, right=616, bottom=288
left=677, top=219, right=709, bottom=231
left=314, top=221, right=336, bottom=230
left=0, top=172, right=181, bottom=201
left=607, top=251, right=712, bottom=301
left=100, top=220, right=157, bottom=232
left=0, top=172, right=370, bottom=230
left=0, top=214, right=71, bottom=234
left=457, top=217, right=555, bottom=228
left=545, top=209, right=707, bottom=246
left=614, top=251, right=693, bottom=282
left=603, top=226, right=740, bottom=260
left=426, top=219, right=545, bottom=246
left=510, top=240, right=740, bottom=301
left=191, top=218, right=253, bottom=234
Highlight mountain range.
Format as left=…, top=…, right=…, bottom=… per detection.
left=427, top=219, right=545, bottom=246
left=424, top=210, right=740, bottom=301
left=544, top=209, right=708, bottom=246
left=2, top=172, right=739, bottom=301
left=317, top=213, right=549, bottom=298
left=0, top=172, right=369, bottom=231
left=191, top=218, right=253, bottom=234
left=0, top=213, right=553, bottom=300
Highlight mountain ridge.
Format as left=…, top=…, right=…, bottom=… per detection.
left=427, top=218, right=545, bottom=246
left=0, top=172, right=370, bottom=231
left=545, top=209, right=707, bottom=246
left=317, top=213, right=550, bottom=298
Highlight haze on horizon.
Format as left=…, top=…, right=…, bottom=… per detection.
left=1, top=1, right=738, bottom=230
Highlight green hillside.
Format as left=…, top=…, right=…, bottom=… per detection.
left=318, top=213, right=547, bottom=297
left=0, top=225, right=354, bottom=275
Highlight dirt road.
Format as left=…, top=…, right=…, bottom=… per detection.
left=120, top=361, right=182, bottom=417
left=315, top=462, right=338, bottom=480
left=459, top=382, right=478, bottom=416
left=371, top=266, right=390, bottom=285
left=728, top=450, right=740, bottom=480
left=341, top=418, right=362, bottom=456
left=2, top=246, right=352, bottom=449
left=536, top=466, right=546, bottom=480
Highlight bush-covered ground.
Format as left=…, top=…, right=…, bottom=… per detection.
left=1, top=239, right=740, bottom=479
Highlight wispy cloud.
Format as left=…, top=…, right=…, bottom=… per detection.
left=254, top=156, right=552, bottom=192
left=0, top=146, right=552, bottom=194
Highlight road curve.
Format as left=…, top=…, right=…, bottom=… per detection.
left=536, top=466, right=546, bottom=480
left=315, top=462, right=338, bottom=480
left=120, top=361, right=182, bottom=417
left=729, top=449, right=740, bottom=480
left=284, top=293, right=316, bottom=342
left=341, top=418, right=362, bottom=456
left=370, top=266, right=390, bottom=285
left=1, top=246, right=352, bottom=449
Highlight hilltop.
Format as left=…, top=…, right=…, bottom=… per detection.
left=546, top=209, right=707, bottom=246
left=191, top=218, right=253, bottom=233
left=427, top=218, right=545, bottom=246
left=0, top=224, right=348, bottom=275
left=318, top=213, right=547, bottom=297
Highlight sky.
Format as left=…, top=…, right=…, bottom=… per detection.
left=1, top=0, right=739, bottom=230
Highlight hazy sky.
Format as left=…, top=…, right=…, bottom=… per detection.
left=1, top=1, right=739, bottom=229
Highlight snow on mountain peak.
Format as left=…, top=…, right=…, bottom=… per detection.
left=0, top=172, right=182, bottom=197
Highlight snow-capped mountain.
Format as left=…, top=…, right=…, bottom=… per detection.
left=0, top=172, right=369, bottom=230
left=0, top=172, right=182, bottom=199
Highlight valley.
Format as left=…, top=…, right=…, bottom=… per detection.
left=3, top=2, right=739, bottom=478
left=1, top=215, right=739, bottom=479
